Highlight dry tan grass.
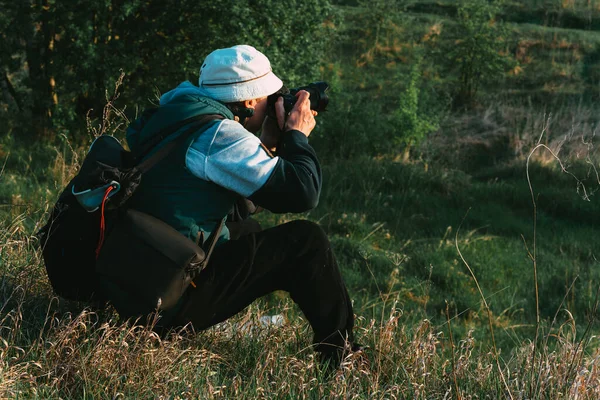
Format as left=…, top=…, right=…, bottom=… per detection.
left=1, top=196, right=600, bottom=398
left=422, top=102, right=600, bottom=173
left=1, top=267, right=600, bottom=400
left=1, top=204, right=599, bottom=398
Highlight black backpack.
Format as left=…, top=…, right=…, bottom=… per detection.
left=38, top=113, right=224, bottom=310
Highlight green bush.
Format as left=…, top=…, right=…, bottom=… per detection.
left=311, top=67, right=398, bottom=159
left=436, top=0, right=516, bottom=109
left=392, top=57, right=440, bottom=148
left=312, top=64, right=442, bottom=159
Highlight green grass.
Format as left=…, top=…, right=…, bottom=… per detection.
left=252, top=150, right=600, bottom=354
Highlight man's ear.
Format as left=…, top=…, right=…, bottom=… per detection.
left=243, top=98, right=258, bottom=109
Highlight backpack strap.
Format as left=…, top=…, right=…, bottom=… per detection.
left=135, top=114, right=224, bottom=174
left=200, top=217, right=224, bottom=269
left=136, top=113, right=223, bottom=160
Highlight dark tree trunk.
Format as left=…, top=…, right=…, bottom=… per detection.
left=2, top=70, right=21, bottom=112
left=26, top=0, right=55, bottom=139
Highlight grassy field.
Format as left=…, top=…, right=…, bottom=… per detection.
left=2, top=0, right=600, bottom=398
left=3, top=143, right=600, bottom=398
left=3, top=132, right=600, bottom=398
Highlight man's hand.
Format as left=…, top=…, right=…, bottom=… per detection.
left=261, top=91, right=318, bottom=150
left=278, top=91, right=318, bottom=138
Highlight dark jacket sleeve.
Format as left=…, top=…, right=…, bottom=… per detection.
left=248, top=130, right=322, bottom=213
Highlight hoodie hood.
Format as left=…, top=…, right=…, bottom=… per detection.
left=126, top=81, right=234, bottom=153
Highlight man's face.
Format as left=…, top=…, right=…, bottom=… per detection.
left=243, top=97, right=268, bottom=134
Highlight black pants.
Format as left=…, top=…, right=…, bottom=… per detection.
left=174, top=220, right=354, bottom=355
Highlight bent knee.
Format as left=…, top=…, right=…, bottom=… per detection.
left=282, top=220, right=330, bottom=249
left=284, top=219, right=326, bottom=236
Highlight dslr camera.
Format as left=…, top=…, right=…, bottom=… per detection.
left=266, top=81, right=330, bottom=120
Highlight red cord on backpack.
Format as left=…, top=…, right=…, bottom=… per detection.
left=95, top=185, right=115, bottom=260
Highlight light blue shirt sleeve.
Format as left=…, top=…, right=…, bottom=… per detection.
left=185, top=119, right=279, bottom=197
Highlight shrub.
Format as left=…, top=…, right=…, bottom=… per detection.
left=392, top=56, right=440, bottom=148
left=438, top=0, right=516, bottom=109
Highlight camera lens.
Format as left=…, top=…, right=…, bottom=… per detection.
left=266, top=81, right=330, bottom=119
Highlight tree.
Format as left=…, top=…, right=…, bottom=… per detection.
left=0, top=0, right=334, bottom=141
left=443, top=0, right=515, bottom=109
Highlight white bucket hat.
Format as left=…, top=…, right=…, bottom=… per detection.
left=198, top=45, right=283, bottom=103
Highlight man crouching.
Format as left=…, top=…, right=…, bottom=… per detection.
left=123, top=45, right=357, bottom=367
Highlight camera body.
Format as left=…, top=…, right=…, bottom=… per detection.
left=266, top=81, right=330, bottom=120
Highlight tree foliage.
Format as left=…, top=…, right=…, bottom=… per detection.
left=0, top=0, right=333, bottom=141
left=393, top=57, right=439, bottom=147
left=442, top=0, right=516, bottom=109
